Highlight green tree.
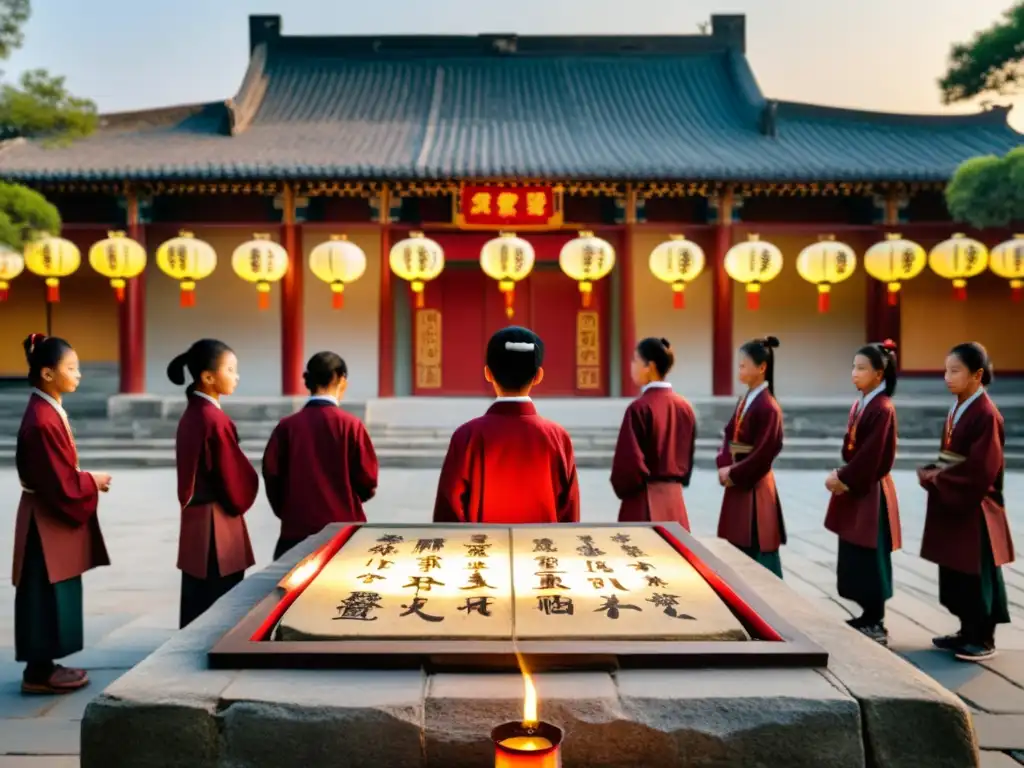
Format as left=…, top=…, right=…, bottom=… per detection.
left=946, top=148, right=1024, bottom=228
left=940, top=2, right=1024, bottom=104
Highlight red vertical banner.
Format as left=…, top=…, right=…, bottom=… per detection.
left=454, top=185, right=564, bottom=229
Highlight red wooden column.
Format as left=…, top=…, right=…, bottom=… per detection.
left=119, top=188, right=146, bottom=393
left=619, top=187, right=638, bottom=397
left=279, top=183, right=304, bottom=395
left=866, top=191, right=902, bottom=356
left=377, top=185, right=395, bottom=397
left=711, top=189, right=736, bottom=396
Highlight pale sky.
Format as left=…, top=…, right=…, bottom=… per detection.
left=5, top=0, right=1023, bottom=129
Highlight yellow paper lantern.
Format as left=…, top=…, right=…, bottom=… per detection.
left=649, top=234, right=706, bottom=310
left=389, top=231, right=445, bottom=309
left=309, top=234, right=367, bottom=310
left=989, top=234, right=1024, bottom=302
left=24, top=235, right=80, bottom=303
left=559, top=231, right=615, bottom=308
left=863, top=233, right=927, bottom=306
left=480, top=232, right=536, bottom=318
left=0, top=246, right=24, bottom=302
left=88, top=231, right=147, bottom=302
left=155, top=231, right=217, bottom=308
left=232, top=234, right=290, bottom=310
left=928, top=233, right=988, bottom=301
left=795, top=236, right=858, bottom=313
left=723, top=234, right=784, bottom=310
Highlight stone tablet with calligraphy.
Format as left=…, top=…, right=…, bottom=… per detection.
left=277, top=527, right=513, bottom=640
left=512, top=527, right=749, bottom=641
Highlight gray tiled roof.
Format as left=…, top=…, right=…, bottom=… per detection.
left=0, top=33, right=1018, bottom=183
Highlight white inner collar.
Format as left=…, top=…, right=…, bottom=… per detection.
left=308, top=395, right=339, bottom=406
left=641, top=381, right=672, bottom=394
left=193, top=391, right=221, bottom=410
left=31, top=387, right=66, bottom=419
left=494, top=396, right=532, bottom=403
left=950, top=388, right=985, bottom=426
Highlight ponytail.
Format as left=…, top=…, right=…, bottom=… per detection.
left=857, top=339, right=899, bottom=396
left=23, top=333, right=73, bottom=386
left=167, top=339, right=232, bottom=395
left=740, top=335, right=781, bottom=395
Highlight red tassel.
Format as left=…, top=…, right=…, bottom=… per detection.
left=415, top=290, right=425, bottom=309
left=504, top=287, right=515, bottom=319
left=258, top=291, right=270, bottom=311
left=180, top=288, right=195, bottom=308
left=887, top=290, right=898, bottom=307
left=953, top=285, right=967, bottom=301
left=582, top=291, right=592, bottom=309
left=673, top=291, right=685, bottom=310
left=1013, top=285, right=1023, bottom=303
left=114, top=285, right=126, bottom=302
left=817, top=291, right=830, bottom=313
left=332, top=292, right=344, bottom=310
left=0, top=287, right=7, bottom=302
left=746, top=291, right=759, bottom=311
left=46, top=283, right=59, bottom=303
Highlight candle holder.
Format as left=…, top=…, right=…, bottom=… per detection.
left=492, top=721, right=563, bottom=768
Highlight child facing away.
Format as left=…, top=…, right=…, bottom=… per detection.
left=432, top=326, right=580, bottom=524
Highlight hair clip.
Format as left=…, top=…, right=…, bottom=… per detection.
left=505, top=342, right=536, bottom=352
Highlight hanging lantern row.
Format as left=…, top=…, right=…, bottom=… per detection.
left=723, top=234, right=784, bottom=311
left=559, top=231, right=616, bottom=308
left=23, top=235, right=81, bottom=303
left=0, top=246, right=24, bottom=302
left=649, top=235, right=706, bottom=309
left=990, top=234, right=1024, bottom=302
left=155, top=231, right=217, bottom=307
left=231, top=233, right=289, bottom=310
left=88, top=231, right=147, bottom=301
left=862, top=234, right=927, bottom=306
left=310, top=234, right=368, bottom=309
left=480, top=232, right=536, bottom=318
left=795, top=236, right=858, bottom=313
left=388, top=231, right=445, bottom=309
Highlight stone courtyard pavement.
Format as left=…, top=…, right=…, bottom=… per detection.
left=1, top=469, right=1024, bottom=766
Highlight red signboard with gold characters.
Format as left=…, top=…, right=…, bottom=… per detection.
left=455, top=185, right=564, bottom=229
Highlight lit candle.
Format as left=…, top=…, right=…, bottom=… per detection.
left=492, top=670, right=563, bottom=767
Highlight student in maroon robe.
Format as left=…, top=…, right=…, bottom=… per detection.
left=168, top=339, right=259, bottom=628
left=919, top=342, right=1014, bottom=662
left=12, top=334, right=112, bottom=695
left=263, top=352, right=379, bottom=560
left=716, top=336, right=786, bottom=577
left=824, top=340, right=902, bottom=646
left=611, top=337, right=695, bottom=527
left=433, top=326, right=579, bottom=524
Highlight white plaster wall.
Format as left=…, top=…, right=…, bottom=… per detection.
left=145, top=227, right=283, bottom=395
left=302, top=228, right=380, bottom=401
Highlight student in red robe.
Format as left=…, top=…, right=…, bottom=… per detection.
left=919, top=342, right=1014, bottom=662
left=12, top=334, right=112, bottom=695
left=716, top=336, right=786, bottom=577
left=168, top=339, right=259, bottom=628
left=824, top=340, right=902, bottom=646
left=433, top=326, right=579, bottom=524
left=611, top=337, right=695, bottom=527
left=263, top=352, right=379, bottom=560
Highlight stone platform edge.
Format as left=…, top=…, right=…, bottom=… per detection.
left=79, top=527, right=977, bottom=768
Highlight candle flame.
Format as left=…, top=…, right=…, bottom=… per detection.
left=282, top=555, right=320, bottom=591
left=522, top=671, right=538, bottom=727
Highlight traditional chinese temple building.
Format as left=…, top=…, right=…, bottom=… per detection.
left=0, top=13, right=1019, bottom=399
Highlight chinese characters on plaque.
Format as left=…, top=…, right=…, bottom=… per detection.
left=576, top=311, right=600, bottom=391
left=276, top=527, right=748, bottom=642
left=415, top=309, right=442, bottom=390
left=454, top=185, right=564, bottom=229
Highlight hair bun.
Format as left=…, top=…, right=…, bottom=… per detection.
left=881, top=338, right=897, bottom=352
left=763, top=335, right=780, bottom=349
left=22, top=333, right=46, bottom=362
left=659, top=338, right=671, bottom=349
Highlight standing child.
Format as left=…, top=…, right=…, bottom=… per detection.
left=168, top=339, right=259, bottom=628
left=13, top=334, right=112, bottom=694
left=920, top=342, right=1014, bottom=662
left=824, top=341, right=902, bottom=645
left=611, top=337, right=695, bottom=526
left=433, top=326, right=579, bottom=524
left=716, top=336, right=786, bottom=577
left=263, top=352, right=379, bottom=560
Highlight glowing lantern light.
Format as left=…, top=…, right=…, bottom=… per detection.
left=723, top=234, right=784, bottom=310
left=558, top=231, right=616, bottom=308
left=989, top=234, right=1024, bottom=302
left=795, top=236, right=858, bottom=313
left=155, top=231, right=217, bottom=308
left=232, top=234, right=290, bottom=311
left=0, top=246, right=24, bottom=302
left=389, top=231, right=445, bottom=309
left=863, top=233, right=927, bottom=306
left=480, top=232, right=536, bottom=318
left=87, top=231, right=147, bottom=302
left=309, top=235, right=367, bottom=310
left=24, top=235, right=80, bottom=303
left=928, top=233, right=988, bottom=301
left=649, top=234, right=706, bottom=310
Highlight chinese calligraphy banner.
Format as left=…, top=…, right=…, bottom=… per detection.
left=576, top=311, right=601, bottom=391
left=415, top=309, right=442, bottom=390
left=455, top=185, right=564, bottom=230
left=276, top=526, right=748, bottom=642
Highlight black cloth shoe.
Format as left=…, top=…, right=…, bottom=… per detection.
left=856, top=623, right=889, bottom=647
left=955, top=643, right=996, bottom=662
left=932, top=633, right=965, bottom=652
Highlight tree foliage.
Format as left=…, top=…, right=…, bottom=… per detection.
left=940, top=2, right=1024, bottom=104
left=946, top=148, right=1024, bottom=228
left=0, top=180, right=58, bottom=249
left=0, top=69, right=97, bottom=141
left=0, top=0, right=28, bottom=61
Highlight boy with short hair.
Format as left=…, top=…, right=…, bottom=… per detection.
left=432, top=326, right=580, bottom=524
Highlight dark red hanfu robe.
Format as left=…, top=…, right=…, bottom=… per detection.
left=716, top=384, right=786, bottom=576
left=824, top=387, right=902, bottom=616
left=12, top=391, right=109, bottom=664
left=920, top=391, right=1014, bottom=639
left=611, top=383, right=695, bottom=528
left=175, top=392, right=259, bottom=627
left=263, top=397, right=379, bottom=559
left=433, top=399, right=580, bottom=524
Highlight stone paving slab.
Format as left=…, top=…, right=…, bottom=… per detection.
left=974, top=714, right=1024, bottom=751
left=981, top=751, right=1024, bottom=767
